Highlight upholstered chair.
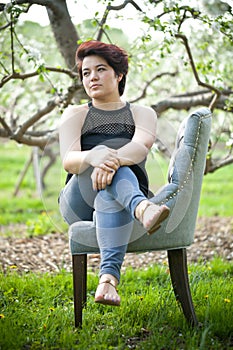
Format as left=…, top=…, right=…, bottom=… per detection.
left=69, top=107, right=212, bottom=327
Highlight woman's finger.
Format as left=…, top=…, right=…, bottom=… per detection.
left=91, top=168, right=99, bottom=190
left=106, top=171, right=115, bottom=186
left=92, top=167, right=110, bottom=190
left=105, top=159, right=120, bottom=171
left=99, top=172, right=108, bottom=190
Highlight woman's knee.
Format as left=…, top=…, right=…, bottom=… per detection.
left=59, top=187, right=94, bottom=223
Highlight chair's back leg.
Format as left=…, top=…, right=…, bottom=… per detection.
left=167, top=248, right=198, bottom=327
left=72, top=254, right=87, bottom=328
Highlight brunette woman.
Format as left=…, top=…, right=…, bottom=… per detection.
left=59, top=40, right=170, bottom=306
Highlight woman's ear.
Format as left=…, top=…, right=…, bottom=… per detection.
left=117, top=73, right=123, bottom=82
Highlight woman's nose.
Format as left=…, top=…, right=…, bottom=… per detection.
left=90, top=71, right=98, bottom=80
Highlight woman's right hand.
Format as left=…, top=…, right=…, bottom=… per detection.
left=91, top=167, right=116, bottom=190
left=86, top=145, right=120, bottom=172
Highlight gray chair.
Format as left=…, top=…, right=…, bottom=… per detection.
left=69, top=107, right=212, bottom=327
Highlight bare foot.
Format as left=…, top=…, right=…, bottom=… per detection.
left=136, top=200, right=170, bottom=235
left=94, top=274, right=120, bottom=306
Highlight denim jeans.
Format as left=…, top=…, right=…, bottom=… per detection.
left=59, top=166, right=147, bottom=281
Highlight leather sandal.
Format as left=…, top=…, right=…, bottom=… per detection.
left=137, top=201, right=170, bottom=235
left=94, top=279, right=120, bottom=306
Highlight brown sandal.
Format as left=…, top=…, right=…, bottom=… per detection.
left=137, top=201, right=170, bottom=235
left=94, top=279, right=120, bottom=306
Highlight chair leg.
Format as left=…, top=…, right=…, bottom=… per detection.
left=167, top=248, right=198, bottom=327
left=72, top=254, right=87, bottom=328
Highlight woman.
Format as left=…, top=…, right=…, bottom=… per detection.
left=59, top=40, right=170, bottom=306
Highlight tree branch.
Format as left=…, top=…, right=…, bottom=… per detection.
left=1, top=0, right=56, bottom=7
left=152, top=90, right=232, bottom=115
left=107, top=0, right=142, bottom=12
left=175, top=34, right=222, bottom=111
left=0, top=66, right=78, bottom=88
left=0, top=116, right=12, bottom=136
left=12, top=99, right=58, bottom=140
left=11, top=131, right=58, bottom=148
left=206, top=156, right=233, bottom=173
left=0, top=78, right=82, bottom=144
left=130, top=71, right=178, bottom=103
left=97, top=0, right=142, bottom=41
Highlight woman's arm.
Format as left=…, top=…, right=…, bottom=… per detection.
left=59, top=105, right=119, bottom=175
left=59, top=105, right=90, bottom=174
left=117, top=105, right=157, bottom=166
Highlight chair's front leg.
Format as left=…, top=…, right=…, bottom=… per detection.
left=167, top=248, right=198, bottom=327
left=72, top=254, right=87, bottom=328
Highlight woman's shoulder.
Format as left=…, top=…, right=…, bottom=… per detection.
left=60, top=103, right=89, bottom=124
left=130, top=103, right=157, bottom=118
left=63, top=103, right=89, bottom=115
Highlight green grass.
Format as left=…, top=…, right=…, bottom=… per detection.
left=146, top=152, right=233, bottom=217
left=0, top=141, right=67, bottom=236
left=0, top=258, right=233, bottom=349
left=199, top=166, right=233, bottom=216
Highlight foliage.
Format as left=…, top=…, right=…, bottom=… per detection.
left=0, top=141, right=67, bottom=236
left=0, top=258, right=233, bottom=349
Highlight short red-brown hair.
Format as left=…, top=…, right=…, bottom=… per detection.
left=76, top=40, right=128, bottom=96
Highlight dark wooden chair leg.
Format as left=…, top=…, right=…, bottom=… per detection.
left=167, top=248, right=198, bottom=327
left=72, top=254, right=87, bottom=328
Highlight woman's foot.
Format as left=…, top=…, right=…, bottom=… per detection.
left=94, top=274, right=120, bottom=306
left=135, top=200, right=170, bottom=235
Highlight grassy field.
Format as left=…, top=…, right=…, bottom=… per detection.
left=0, top=141, right=67, bottom=236
left=146, top=152, right=233, bottom=217
left=0, top=258, right=233, bottom=349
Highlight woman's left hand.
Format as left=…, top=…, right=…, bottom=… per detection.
left=91, top=167, right=116, bottom=190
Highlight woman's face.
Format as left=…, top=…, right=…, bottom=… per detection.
left=81, top=55, right=122, bottom=102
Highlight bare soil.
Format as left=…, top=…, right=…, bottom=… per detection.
left=1, top=216, right=232, bottom=274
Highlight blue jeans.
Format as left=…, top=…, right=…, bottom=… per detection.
left=59, top=166, right=147, bottom=281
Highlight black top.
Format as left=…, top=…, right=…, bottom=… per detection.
left=66, top=102, right=149, bottom=196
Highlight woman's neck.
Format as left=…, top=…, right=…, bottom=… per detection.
left=92, top=99, right=125, bottom=111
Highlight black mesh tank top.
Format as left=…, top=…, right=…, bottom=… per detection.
left=66, top=102, right=149, bottom=196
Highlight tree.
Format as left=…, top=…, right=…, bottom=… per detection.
left=0, top=0, right=232, bottom=178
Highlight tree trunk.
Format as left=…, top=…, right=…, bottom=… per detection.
left=45, top=0, right=80, bottom=69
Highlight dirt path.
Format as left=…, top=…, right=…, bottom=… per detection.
left=1, top=217, right=232, bottom=274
